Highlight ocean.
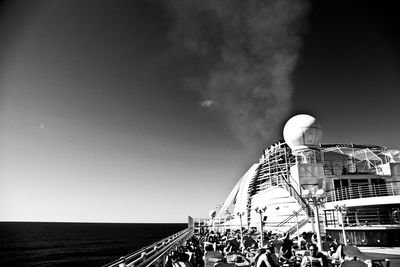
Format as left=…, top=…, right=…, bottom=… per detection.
left=0, top=222, right=187, bottom=267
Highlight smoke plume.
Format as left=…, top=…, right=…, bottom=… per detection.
left=163, top=0, right=309, bottom=149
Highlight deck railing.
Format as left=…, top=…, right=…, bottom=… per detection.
left=101, top=227, right=193, bottom=267
left=326, top=182, right=400, bottom=202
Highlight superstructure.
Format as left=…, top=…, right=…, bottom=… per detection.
left=205, top=114, right=400, bottom=246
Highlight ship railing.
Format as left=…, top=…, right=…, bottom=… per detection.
left=102, top=227, right=193, bottom=267
left=272, top=206, right=313, bottom=237
left=324, top=205, right=400, bottom=227
left=325, top=181, right=400, bottom=202
left=285, top=217, right=310, bottom=237
left=276, top=206, right=309, bottom=228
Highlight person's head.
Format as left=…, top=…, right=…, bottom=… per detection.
left=308, top=244, right=318, bottom=257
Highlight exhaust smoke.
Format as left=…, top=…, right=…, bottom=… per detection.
left=163, top=0, right=309, bottom=149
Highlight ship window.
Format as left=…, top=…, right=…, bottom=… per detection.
left=333, top=179, right=349, bottom=189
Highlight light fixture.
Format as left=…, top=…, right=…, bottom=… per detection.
left=236, top=211, right=245, bottom=251
left=301, top=186, right=326, bottom=250
left=254, top=206, right=267, bottom=247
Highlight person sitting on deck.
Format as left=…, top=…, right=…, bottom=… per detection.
left=255, top=246, right=278, bottom=267
left=298, top=232, right=308, bottom=250
left=267, top=241, right=279, bottom=267
left=225, top=234, right=241, bottom=253
left=279, top=232, right=294, bottom=263
left=205, top=231, right=218, bottom=251
left=245, top=243, right=258, bottom=265
left=300, top=244, right=328, bottom=267
left=167, top=250, right=194, bottom=267
left=186, top=238, right=203, bottom=267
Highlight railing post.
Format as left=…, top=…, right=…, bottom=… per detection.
left=358, top=185, right=362, bottom=198
left=373, top=184, right=377, bottom=197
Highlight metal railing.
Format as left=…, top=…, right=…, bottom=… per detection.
left=285, top=217, right=310, bottom=236
left=324, top=206, right=400, bottom=227
left=102, top=228, right=193, bottom=267
left=326, top=182, right=400, bottom=202
left=275, top=206, right=312, bottom=228
left=276, top=207, right=304, bottom=228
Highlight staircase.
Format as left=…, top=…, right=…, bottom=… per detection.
left=269, top=206, right=313, bottom=236
left=245, top=142, right=318, bottom=234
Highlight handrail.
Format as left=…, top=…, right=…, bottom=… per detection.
left=276, top=206, right=306, bottom=228
left=136, top=228, right=193, bottom=267
left=325, top=181, right=400, bottom=202
left=285, top=217, right=309, bottom=236
left=280, top=178, right=312, bottom=217
left=102, top=228, right=193, bottom=267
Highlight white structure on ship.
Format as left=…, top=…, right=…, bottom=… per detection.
left=208, top=114, right=400, bottom=246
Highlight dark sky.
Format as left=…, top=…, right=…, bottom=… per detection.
left=0, top=0, right=399, bottom=222
left=292, top=1, right=400, bottom=147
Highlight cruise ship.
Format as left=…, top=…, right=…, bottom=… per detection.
left=104, top=114, right=399, bottom=267
left=204, top=114, right=400, bottom=247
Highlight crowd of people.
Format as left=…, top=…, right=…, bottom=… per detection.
left=164, top=229, right=343, bottom=267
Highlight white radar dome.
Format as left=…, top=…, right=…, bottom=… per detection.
left=283, top=114, right=323, bottom=152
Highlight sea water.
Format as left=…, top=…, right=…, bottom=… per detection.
left=0, top=222, right=186, bottom=267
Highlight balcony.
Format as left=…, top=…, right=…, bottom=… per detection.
left=325, top=182, right=400, bottom=202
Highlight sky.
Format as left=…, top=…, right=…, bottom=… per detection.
left=0, top=0, right=399, bottom=223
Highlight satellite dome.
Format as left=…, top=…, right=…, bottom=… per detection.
left=283, top=114, right=323, bottom=152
